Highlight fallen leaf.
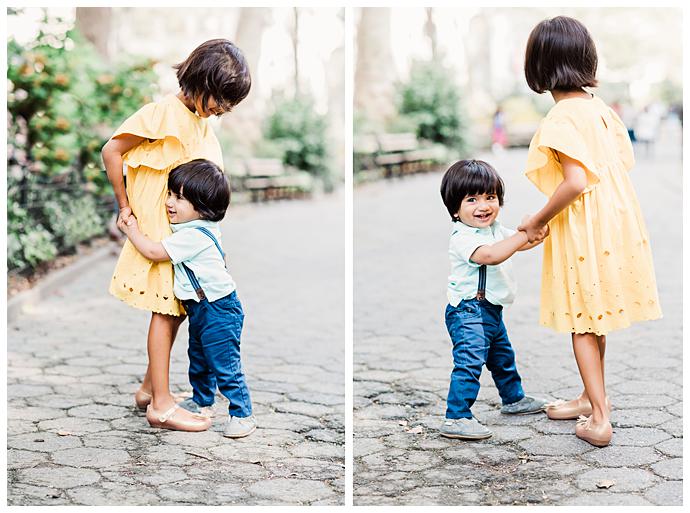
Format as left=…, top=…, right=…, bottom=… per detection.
left=406, top=426, right=424, bottom=434
left=56, top=430, right=72, bottom=436
left=596, top=479, right=615, bottom=489
left=398, top=420, right=408, bottom=426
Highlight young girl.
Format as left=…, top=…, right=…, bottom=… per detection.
left=518, top=17, right=662, bottom=446
left=102, top=39, right=251, bottom=431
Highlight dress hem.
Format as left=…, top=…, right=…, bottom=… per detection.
left=539, top=313, right=663, bottom=337
left=108, top=288, right=185, bottom=317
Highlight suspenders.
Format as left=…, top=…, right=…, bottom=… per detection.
left=476, top=265, right=487, bottom=301
left=180, top=227, right=227, bottom=301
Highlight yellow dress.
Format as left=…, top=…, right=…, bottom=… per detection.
left=525, top=95, right=662, bottom=335
left=109, top=94, right=224, bottom=316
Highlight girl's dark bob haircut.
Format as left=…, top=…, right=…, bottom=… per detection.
left=440, top=160, right=505, bottom=221
left=174, top=39, right=251, bottom=114
left=524, top=16, right=598, bottom=94
left=168, top=159, right=230, bottom=222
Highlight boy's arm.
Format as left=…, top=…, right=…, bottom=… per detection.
left=117, top=217, right=170, bottom=262
left=517, top=239, right=544, bottom=251
left=102, top=134, right=145, bottom=222
left=470, top=231, right=530, bottom=266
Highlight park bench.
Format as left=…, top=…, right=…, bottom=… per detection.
left=229, top=158, right=313, bottom=202
left=356, top=132, right=444, bottom=178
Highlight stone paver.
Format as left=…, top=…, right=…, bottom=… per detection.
left=8, top=193, right=344, bottom=505
left=354, top=122, right=682, bottom=505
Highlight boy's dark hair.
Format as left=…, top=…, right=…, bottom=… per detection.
left=174, top=39, right=251, bottom=113
left=524, top=16, right=598, bottom=94
left=168, top=159, right=230, bottom=222
left=440, top=160, right=505, bottom=221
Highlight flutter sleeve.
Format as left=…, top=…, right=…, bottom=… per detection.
left=525, top=115, right=600, bottom=197
left=112, top=100, right=188, bottom=171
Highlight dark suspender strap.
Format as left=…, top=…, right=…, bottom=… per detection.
left=181, top=262, right=206, bottom=301
left=195, top=226, right=227, bottom=268
left=476, top=265, right=486, bottom=300
left=180, top=227, right=226, bottom=301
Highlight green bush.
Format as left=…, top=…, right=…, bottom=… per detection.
left=262, top=95, right=330, bottom=186
left=396, top=61, right=467, bottom=151
left=7, top=10, right=157, bottom=271
left=42, top=193, right=106, bottom=248
left=7, top=202, right=58, bottom=269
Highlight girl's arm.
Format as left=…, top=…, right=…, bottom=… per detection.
left=101, top=134, right=145, bottom=222
left=517, top=221, right=549, bottom=251
left=470, top=231, right=530, bottom=266
left=116, top=217, right=170, bottom=262
left=518, top=151, right=588, bottom=242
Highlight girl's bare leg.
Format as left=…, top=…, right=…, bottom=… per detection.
left=572, top=332, right=609, bottom=425
left=140, top=314, right=184, bottom=394
left=597, top=335, right=606, bottom=390
left=147, top=312, right=184, bottom=412
left=572, top=334, right=606, bottom=403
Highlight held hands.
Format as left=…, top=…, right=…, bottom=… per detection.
left=518, top=214, right=550, bottom=243
left=116, top=210, right=139, bottom=235
left=117, top=206, right=134, bottom=227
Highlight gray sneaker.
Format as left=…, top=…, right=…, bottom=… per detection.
left=500, top=395, right=548, bottom=415
left=178, top=398, right=215, bottom=418
left=440, top=417, right=492, bottom=440
left=223, top=415, right=257, bottom=438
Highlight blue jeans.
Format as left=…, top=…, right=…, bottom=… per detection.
left=445, top=298, right=524, bottom=419
left=183, top=291, right=252, bottom=418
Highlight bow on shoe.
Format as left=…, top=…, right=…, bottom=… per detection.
left=576, top=415, right=590, bottom=427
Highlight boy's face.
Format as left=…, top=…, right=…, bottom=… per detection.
left=166, top=188, right=201, bottom=224
left=456, top=193, right=500, bottom=228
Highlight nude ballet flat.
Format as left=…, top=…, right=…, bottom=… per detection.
left=546, top=397, right=611, bottom=420
left=145, top=403, right=211, bottom=432
left=575, top=415, right=612, bottom=447
left=134, top=389, right=188, bottom=410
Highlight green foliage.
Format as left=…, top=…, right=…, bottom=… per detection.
left=396, top=61, right=467, bottom=151
left=262, top=95, right=330, bottom=181
left=43, top=194, right=106, bottom=248
left=7, top=202, right=58, bottom=269
left=7, top=10, right=157, bottom=271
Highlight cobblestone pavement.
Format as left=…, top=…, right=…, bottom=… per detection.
left=7, top=192, right=345, bottom=505
left=354, top=121, right=682, bottom=505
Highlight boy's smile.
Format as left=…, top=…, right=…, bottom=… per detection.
left=457, top=193, right=500, bottom=228
left=166, top=188, right=201, bottom=224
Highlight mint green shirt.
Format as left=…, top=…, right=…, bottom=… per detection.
left=447, top=220, right=517, bottom=307
left=161, top=220, right=236, bottom=302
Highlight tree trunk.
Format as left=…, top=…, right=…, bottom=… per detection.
left=222, top=7, right=272, bottom=153
left=424, top=7, right=439, bottom=62
left=75, top=7, right=112, bottom=61
left=354, top=7, right=397, bottom=129
left=292, top=8, right=300, bottom=97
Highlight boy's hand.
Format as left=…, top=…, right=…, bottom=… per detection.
left=117, top=206, right=133, bottom=226
left=518, top=214, right=549, bottom=243
left=116, top=213, right=138, bottom=234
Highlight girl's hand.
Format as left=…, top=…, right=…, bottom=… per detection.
left=518, top=215, right=548, bottom=243
left=117, top=206, right=133, bottom=226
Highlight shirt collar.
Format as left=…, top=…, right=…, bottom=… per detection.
left=170, top=219, right=216, bottom=233
left=451, top=220, right=501, bottom=236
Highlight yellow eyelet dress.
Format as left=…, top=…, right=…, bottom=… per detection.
left=109, top=94, right=224, bottom=316
left=525, top=96, right=662, bottom=335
